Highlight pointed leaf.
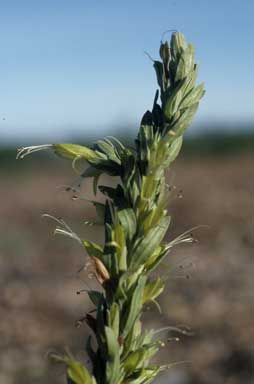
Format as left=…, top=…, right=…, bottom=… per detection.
left=170, top=32, right=187, bottom=60
left=118, top=208, right=137, bottom=241
left=122, top=276, right=147, bottom=338
left=67, top=361, right=94, bottom=384
left=88, top=290, right=104, bottom=307
left=143, top=278, right=165, bottom=304
left=107, top=302, right=120, bottom=338
left=130, top=216, right=171, bottom=269
left=180, top=83, right=205, bottom=109
left=164, top=135, right=183, bottom=167
left=82, top=241, right=103, bottom=258
left=164, top=78, right=186, bottom=120
left=105, top=326, right=121, bottom=384
left=169, top=102, right=199, bottom=138
left=175, top=44, right=194, bottom=81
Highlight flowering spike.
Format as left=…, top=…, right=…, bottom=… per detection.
left=17, top=32, right=204, bottom=384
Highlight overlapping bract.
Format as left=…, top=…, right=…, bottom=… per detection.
left=18, top=32, right=204, bottom=384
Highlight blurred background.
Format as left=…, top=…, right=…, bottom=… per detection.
left=0, top=1, right=253, bottom=383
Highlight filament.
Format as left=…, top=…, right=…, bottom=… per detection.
left=16, top=144, right=52, bottom=159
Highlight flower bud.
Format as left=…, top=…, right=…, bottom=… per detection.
left=53, top=143, right=98, bottom=161
left=159, top=41, right=171, bottom=70
left=170, top=32, right=187, bottom=58
left=92, top=256, right=110, bottom=285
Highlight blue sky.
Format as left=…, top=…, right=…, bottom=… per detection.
left=1, top=0, right=254, bottom=143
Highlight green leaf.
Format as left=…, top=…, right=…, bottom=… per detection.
left=182, top=64, right=199, bottom=95
left=164, top=135, right=183, bottom=167
left=50, top=354, right=95, bottom=384
left=95, top=140, right=121, bottom=165
left=142, top=278, right=165, bottom=304
left=170, top=32, right=187, bottom=60
left=164, top=78, right=186, bottom=120
left=125, top=366, right=161, bottom=384
left=114, top=223, right=127, bottom=272
left=169, top=102, right=199, bottom=138
left=180, top=83, right=205, bottom=109
left=107, top=302, right=120, bottom=338
left=95, top=299, right=107, bottom=352
left=98, top=185, right=116, bottom=199
left=122, top=275, right=147, bottom=338
left=153, top=61, right=164, bottom=90
left=67, top=361, right=94, bottom=384
left=137, top=124, right=154, bottom=168
left=122, top=150, right=136, bottom=187
left=122, top=320, right=142, bottom=358
left=145, top=246, right=169, bottom=272
left=123, top=349, right=147, bottom=376
left=83, top=240, right=103, bottom=258
left=134, top=328, right=155, bottom=350
left=123, top=345, right=158, bottom=376
left=159, top=41, right=171, bottom=69
left=130, top=216, right=171, bottom=269
left=141, top=174, right=158, bottom=200
left=118, top=208, right=137, bottom=241
left=105, top=326, right=121, bottom=384
left=175, top=44, right=194, bottom=82
left=130, top=180, right=140, bottom=205
left=88, top=290, right=104, bottom=307
left=85, top=336, right=97, bottom=367
left=104, top=223, right=119, bottom=276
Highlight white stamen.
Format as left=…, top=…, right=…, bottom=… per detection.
left=16, top=144, right=52, bottom=159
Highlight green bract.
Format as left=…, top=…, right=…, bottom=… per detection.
left=17, top=32, right=204, bottom=384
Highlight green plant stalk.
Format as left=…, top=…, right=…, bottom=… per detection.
left=17, top=32, right=205, bottom=384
